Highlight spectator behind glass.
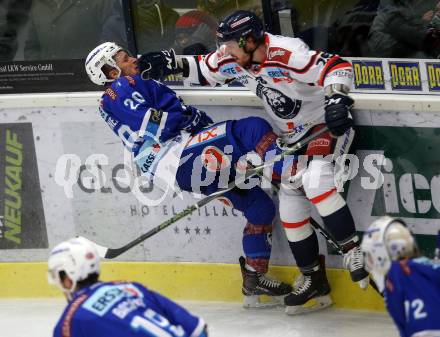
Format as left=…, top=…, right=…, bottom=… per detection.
left=172, top=10, right=217, bottom=55
left=0, top=0, right=32, bottom=61
left=134, top=0, right=179, bottom=54
left=368, top=0, right=440, bottom=58
left=327, top=0, right=380, bottom=57
left=24, top=0, right=126, bottom=60
left=197, top=0, right=262, bottom=20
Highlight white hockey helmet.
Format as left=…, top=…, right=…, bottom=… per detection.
left=361, top=216, right=417, bottom=276
left=48, top=237, right=100, bottom=299
left=85, top=42, right=124, bottom=85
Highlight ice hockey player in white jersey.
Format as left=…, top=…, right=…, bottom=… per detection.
left=48, top=237, right=208, bottom=337
left=138, top=10, right=369, bottom=314
left=361, top=217, right=440, bottom=337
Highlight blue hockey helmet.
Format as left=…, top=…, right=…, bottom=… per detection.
left=216, top=10, right=264, bottom=48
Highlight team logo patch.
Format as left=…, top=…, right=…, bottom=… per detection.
left=150, top=108, right=162, bottom=123
left=201, top=146, right=230, bottom=172
left=267, top=47, right=291, bottom=64
left=256, top=84, right=302, bottom=119
left=104, top=88, right=117, bottom=100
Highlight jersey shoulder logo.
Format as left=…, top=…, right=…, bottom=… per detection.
left=104, top=88, right=117, bottom=100
left=267, top=47, right=292, bottom=64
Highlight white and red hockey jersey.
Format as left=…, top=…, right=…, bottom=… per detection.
left=185, top=33, right=353, bottom=144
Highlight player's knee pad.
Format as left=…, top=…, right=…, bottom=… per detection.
left=302, top=159, right=335, bottom=196
left=282, top=218, right=314, bottom=242
left=301, top=159, right=343, bottom=215
left=242, top=222, right=272, bottom=273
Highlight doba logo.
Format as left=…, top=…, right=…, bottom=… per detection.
left=201, top=146, right=230, bottom=172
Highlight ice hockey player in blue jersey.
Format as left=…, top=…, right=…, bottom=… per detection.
left=137, top=9, right=369, bottom=314
left=84, top=42, right=294, bottom=308
left=48, top=237, right=208, bottom=337
left=361, top=216, right=440, bottom=337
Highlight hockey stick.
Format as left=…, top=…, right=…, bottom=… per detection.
left=250, top=163, right=384, bottom=296
left=80, top=126, right=330, bottom=259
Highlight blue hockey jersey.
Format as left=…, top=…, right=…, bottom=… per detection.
left=385, top=257, right=440, bottom=337
left=99, top=74, right=192, bottom=153
left=54, top=281, right=206, bottom=337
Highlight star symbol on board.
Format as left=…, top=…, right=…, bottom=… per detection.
left=204, top=227, right=211, bottom=235
left=194, top=227, right=201, bottom=235
left=184, top=227, right=191, bottom=234
left=174, top=227, right=180, bottom=234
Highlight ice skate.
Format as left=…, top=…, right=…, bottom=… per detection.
left=343, top=244, right=369, bottom=289
left=284, top=256, right=332, bottom=315
left=239, top=256, right=292, bottom=308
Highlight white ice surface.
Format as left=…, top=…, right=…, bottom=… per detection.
left=0, top=299, right=399, bottom=337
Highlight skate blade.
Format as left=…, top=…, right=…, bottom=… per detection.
left=285, top=295, right=332, bottom=315
left=243, top=294, right=285, bottom=309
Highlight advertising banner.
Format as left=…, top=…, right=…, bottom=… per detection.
left=0, top=123, right=48, bottom=249
left=0, top=105, right=438, bottom=264
left=0, top=60, right=98, bottom=93
left=347, top=125, right=440, bottom=257
left=333, top=58, right=440, bottom=95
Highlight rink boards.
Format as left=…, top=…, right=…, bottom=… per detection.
left=0, top=261, right=385, bottom=311
left=0, top=92, right=439, bottom=310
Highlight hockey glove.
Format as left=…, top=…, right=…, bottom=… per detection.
left=138, top=49, right=180, bottom=80
left=324, top=93, right=354, bottom=137
left=181, top=107, right=214, bottom=134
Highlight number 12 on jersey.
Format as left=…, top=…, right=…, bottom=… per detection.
left=404, top=299, right=428, bottom=322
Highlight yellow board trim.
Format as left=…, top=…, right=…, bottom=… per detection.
left=0, top=262, right=385, bottom=311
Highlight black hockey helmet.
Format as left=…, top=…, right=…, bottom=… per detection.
left=216, top=10, right=264, bottom=48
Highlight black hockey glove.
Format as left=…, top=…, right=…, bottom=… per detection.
left=182, top=107, right=214, bottom=134
left=138, top=49, right=180, bottom=80
left=324, top=93, right=354, bottom=137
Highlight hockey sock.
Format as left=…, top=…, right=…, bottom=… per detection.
left=243, top=222, right=272, bottom=273
left=321, top=204, right=357, bottom=244
left=288, top=231, right=320, bottom=272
